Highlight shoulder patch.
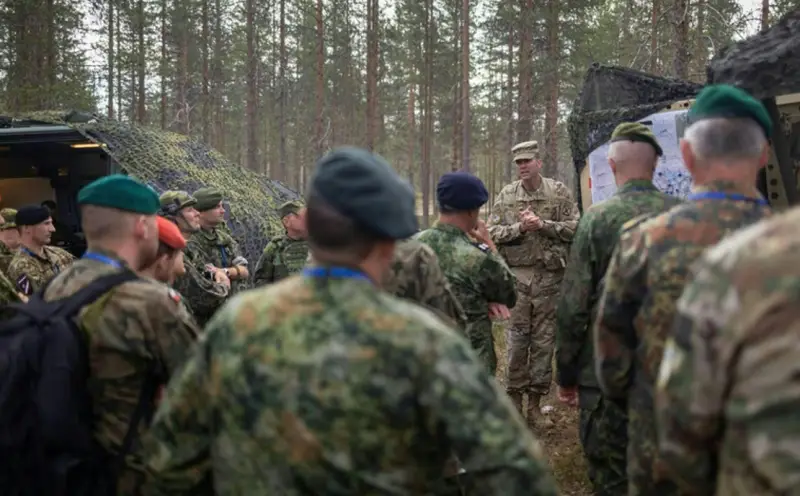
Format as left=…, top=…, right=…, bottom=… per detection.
left=16, top=273, right=31, bottom=296
left=472, top=242, right=490, bottom=253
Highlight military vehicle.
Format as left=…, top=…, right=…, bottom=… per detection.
left=0, top=110, right=299, bottom=263
left=570, top=9, right=800, bottom=212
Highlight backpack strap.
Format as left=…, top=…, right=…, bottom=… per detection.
left=55, top=270, right=140, bottom=317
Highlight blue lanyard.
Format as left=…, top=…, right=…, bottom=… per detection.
left=688, top=191, right=768, bottom=206
left=219, top=246, right=228, bottom=267
left=82, top=251, right=123, bottom=269
left=23, top=246, right=62, bottom=274
left=303, top=267, right=370, bottom=282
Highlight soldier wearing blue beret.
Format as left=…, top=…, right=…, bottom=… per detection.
left=416, top=171, right=518, bottom=375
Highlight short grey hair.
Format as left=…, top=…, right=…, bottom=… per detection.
left=683, top=117, right=767, bottom=161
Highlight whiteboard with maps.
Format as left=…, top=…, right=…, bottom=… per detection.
left=588, top=109, right=692, bottom=205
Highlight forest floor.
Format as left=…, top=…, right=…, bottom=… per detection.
left=491, top=323, right=592, bottom=495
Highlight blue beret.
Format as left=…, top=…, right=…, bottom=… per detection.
left=77, top=174, right=160, bottom=215
left=689, top=84, right=772, bottom=137
left=436, top=172, right=489, bottom=211
left=310, top=147, right=417, bottom=239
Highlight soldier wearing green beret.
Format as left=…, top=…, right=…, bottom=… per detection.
left=252, top=200, right=309, bottom=287
left=189, top=186, right=249, bottom=296
left=554, top=121, right=682, bottom=495
left=159, top=190, right=231, bottom=326
left=42, top=174, right=200, bottom=494
left=594, top=84, right=773, bottom=495
left=143, top=147, right=557, bottom=495
left=0, top=207, right=20, bottom=274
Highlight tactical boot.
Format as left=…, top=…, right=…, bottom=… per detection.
left=526, top=393, right=554, bottom=429
left=508, top=391, right=524, bottom=417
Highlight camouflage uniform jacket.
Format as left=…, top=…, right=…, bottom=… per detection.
left=386, top=238, right=468, bottom=331
left=656, top=206, right=800, bottom=496
left=252, top=234, right=309, bottom=286
left=593, top=181, right=771, bottom=491
left=487, top=176, right=579, bottom=272
left=43, top=250, right=200, bottom=494
left=0, top=269, right=20, bottom=307
left=556, top=179, right=682, bottom=390
left=173, top=256, right=230, bottom=328
left=415, top=223, right=517, bottom=339
left=8, top=244, right=75, bottom=296
left=0, top=241, right=16, bottom=274
left=189, top=226, right=245, bottom=293
left=141, top=274, right=558, bottom=495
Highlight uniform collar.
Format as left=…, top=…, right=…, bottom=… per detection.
left=616, top=179, right=657, bottom=194
left=691, top=179, right=763, bottom=201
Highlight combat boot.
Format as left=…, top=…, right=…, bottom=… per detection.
left=507, top=390, right=524, bottom=417
left=526, top=393, right=554, bottom=429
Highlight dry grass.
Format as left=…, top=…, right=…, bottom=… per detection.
left=492, top=323, right=592, bottom=495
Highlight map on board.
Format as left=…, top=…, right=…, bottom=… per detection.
left=588, top=109, right=692, bottom=204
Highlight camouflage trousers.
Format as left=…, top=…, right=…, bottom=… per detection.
left=579, top=387, right=628, bottom=496
left=505, top=267, right=562, bottom=395
left=467, top=319, right=496, bottom=376
left=627, top=397, right=683, bottom=496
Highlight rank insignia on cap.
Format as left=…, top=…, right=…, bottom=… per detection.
left=16, top=274, right=31, bottom=296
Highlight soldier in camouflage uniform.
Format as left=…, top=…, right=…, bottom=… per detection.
left=593, top=84, right=774, bottom=495
left=0, top=207, right=19, bottom=274
left=488, top=140, right=579, bottom=424
left=142, top=147, right=557, bottom=495
left=416, top=171, right=517, bottom=376
left=8, top=204, right=75, bottom=296
left=252, top=200, right=309, bottom=286
left=555, top=122, right=682, bottom=495
left=159, top=190, right=230, bottom=326
left=655, top=206, right=800, bottom=496
left=43, top=175, right=199, bottom=495
left=189, top=186, right=249, bottom=294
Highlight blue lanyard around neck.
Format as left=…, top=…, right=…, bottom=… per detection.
left=24, top=246, right=63, bottom=274
left=303, top=267, right=370, bottom=282
left=82, top=251, right=123, bottom=269
left=687, top=191, right=768, bottom=206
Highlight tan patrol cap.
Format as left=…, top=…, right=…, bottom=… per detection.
left=512, top=140, right=539, bottom=161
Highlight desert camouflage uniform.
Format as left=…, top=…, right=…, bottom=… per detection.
left=415, top=223, right=517, bottom=375
left=189, top=227, right=245, bottom=294
left=555, top=179, right=681, bottom=495
left=252, top=235, right=309, bottom=286
left=594, top=180, right=771, bottom=495
left=655, top=206, right=800, bottom=496
left=8, top=245, right=75, bottom=296
left=44, top=251, right=200, bottom=495
left=142, top=274, right=557, bottom=495
left=488, top=176, right=578, bottom=397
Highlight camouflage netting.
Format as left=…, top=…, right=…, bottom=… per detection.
left=567, top=64, right=702, bottom=210
left=10, top=110, right=300, bottom=264
left=708, top=9, right=800, bottom=99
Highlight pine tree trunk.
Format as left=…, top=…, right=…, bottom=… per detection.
left=202, top=0, right=210, bottom=141
left=137, top=0, right=146, bottom=123
left=505, top=21, right=515, bottom=183
left=108, top=0, right=115, bottom=118
left=761, top=0, right=769, bottom=29
left=460, top=0, right=470, bottom=172
left=245, top=0, right=258, bottom=170
left=516, top=0, right=533, bottom=140
left=672, top=0, right=690, bottom=79
left=315, top=0, right=325, bottom=159
left=279, top=0, right=288, bottom=181
left=159, top=0, right=166, bottom=129
left=543, top=0, right=559, bottom=178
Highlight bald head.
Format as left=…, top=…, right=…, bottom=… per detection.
left=607, top=140, right=658, bottom=183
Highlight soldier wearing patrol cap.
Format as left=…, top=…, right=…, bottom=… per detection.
left=487, top=139, right=579, bottom=427
left=143, top=147, right=557, bottom=495
left=416, top=171, right=517, bottom=376
left=596, top=84, right=774, bottom=495
left=252, top=200, right=309, bottom=287
left=554, top=121, right=682, bottom=494
left=0, top=207, right=20, bottom=274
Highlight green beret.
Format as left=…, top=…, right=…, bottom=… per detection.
left=689, top=84, right=772, bottom=137
left=160, top=190, right=197, bottom=212
left=279, top=200, right=303, bottom=218
left=310, top=147, right=417, bottom=240
left=0, top=208, right=17, bottom=230
left=193, top=187, right=223, bottom=211
left=610, top=122, right=663, bottom=157
left=77, top=174, right=160, bottom=214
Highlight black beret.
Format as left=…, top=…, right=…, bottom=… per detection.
left=436, top=171, right=489, bottom=211
left=15, top=205, right=51, bottom=226
left=309, top=147, right=418, bottom=239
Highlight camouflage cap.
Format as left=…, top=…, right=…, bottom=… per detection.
left=159, top=190, right=197, bottom=215
left=512, top=141, right=539, bottom=161
left=610, top=122, right=664, bottom=156
left=193, top=187, right=223, bottom=212
left=0, top=208, right=17, bottom=230
left=278, top=200, right=303, bottom=218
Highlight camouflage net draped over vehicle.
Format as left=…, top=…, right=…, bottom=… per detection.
left=567, top=64, right=702, bottom=210
left=16, top=110, right=300, bottom=265
left=707, top=9, right=800, bottom=99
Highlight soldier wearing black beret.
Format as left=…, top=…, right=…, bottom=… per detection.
left=416, top=171, right=517, bottom=376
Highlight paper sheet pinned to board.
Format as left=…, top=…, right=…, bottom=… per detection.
left=588, top=109, right=692, bottom=205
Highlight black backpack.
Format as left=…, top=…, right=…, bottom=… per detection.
left=0, top=270, right=162, bottom=496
